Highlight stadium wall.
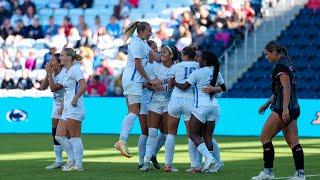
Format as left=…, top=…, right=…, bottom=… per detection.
left=0, top=98, right=319, bottom=137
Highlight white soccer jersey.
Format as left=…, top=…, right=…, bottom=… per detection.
left=187, top=66, right=215, bottom=107
left=140, top=62, right=156, bottom=115
left=63, top=63, right=85, bottom=110
left=122, top=36, right=151, bottom=83
left=51, top=68, right=66, bottom=118
left=170, top=61, right=199, bottom=98
left=149, top=62, right=172, bottom=101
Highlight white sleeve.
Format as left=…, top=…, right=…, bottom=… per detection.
left=187, top=70, right=197, bottom=86
left=148, top=63, right=157, bottom=79
left=217, top=72, right=225, bottom=86
left=168, top=64, right=177, bottom=78
left=130, top=40, right=144, bottom=59
left=73, top=67, right=84, bottom=82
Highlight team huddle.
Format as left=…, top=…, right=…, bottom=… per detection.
left=114, top=20, right=227, bottom=173
left=42, top=20, right=305, bottom=180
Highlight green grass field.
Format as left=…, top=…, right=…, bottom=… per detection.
left=0, top=135, right=319, bottom=180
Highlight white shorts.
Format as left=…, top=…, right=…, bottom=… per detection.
left=52, top=109, right=61, bottom=119
left=168, top=97, right=194, bottom=121
left=140, top=89, right=152, bottom=115
left=192, top=105, right=220, bottom=124
left=122, top=77, right=143, bottom=96
left=60, top=107, right=85, bottom=122
left=126, top=95, right=141, bottom=105
left=148, top=97, right=169, bottom=115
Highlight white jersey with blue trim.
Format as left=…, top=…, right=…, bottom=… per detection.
left=63, top=63, right=85, bottom=109
left=149, top=62, right=172, bottom=101
left=123, top=36, right=151, bottom=83
left=170, top=61, right=199, bottom=98
left=52, top=68, right=66, bottom=110
left=187, top=66, right=215, bottom=107
left=211, top=72, right=225, bottom=107
left=142, top=62, right=156, bottom=98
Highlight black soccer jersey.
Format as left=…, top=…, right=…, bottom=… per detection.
left=270, top=57, right=300, bottom=112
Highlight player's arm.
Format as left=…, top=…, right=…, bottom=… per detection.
left=47, top=73, right=63, bottom=92
left=202, top=84, right=227, bottom=93
left=40, top=74, right=49, bottom=90
left=258, top=95, right=274, bottom=114
left=149, top=50, right=161, bottom=62
left=71, top=79, right=86, bottom=107
left=174, top=80, right=191, bottom=90
left=135, top=58, right=151, bottom=82
left=280, top=74, right=291, bottom=122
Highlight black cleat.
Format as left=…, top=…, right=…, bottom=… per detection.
left=151, top=156, right=160, bottom=169
left=138, top=164, right=143, bottom=170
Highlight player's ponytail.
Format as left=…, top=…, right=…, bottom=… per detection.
left=123, top=21, right=150, bottom=42
left=202, top=50, right=219, bottom=99
left=62, top=48, right=82, bottom=62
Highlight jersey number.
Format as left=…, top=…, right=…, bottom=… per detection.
left=184, top=67, right=196, bottom=79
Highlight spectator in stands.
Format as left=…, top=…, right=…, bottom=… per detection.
left=80, top=46, right=94, bottom=79
left=0, top=2, right=11, bottom=25
left=208, top=0, right=222, bottom=16
left=155, top=22, right=170, bottom=43
left=12, top=51, right=24, bottom=70
left=10, top=7, right=24, bottom=29
left=181, top=11, right=195, bottom=28
left=77, top=27, right=92, bottom=48
left=13, top=19, right=28, bottom=37
left=62, top=16, right=73, bottom=37
left=91, top=15, right=103, bottom=36
left=92, top=26, right=113, bottom=50
left=307, top=0, right=320, bottom=11
left=225, top=0, right=236, bottom=17
left=42, top=47, right=57, bottom=68
left=198, top=5, right=214, bottom=29
left=43, top=16, right=59, bottom=37
left=190, top=0, right=202, bottom=17
left=0, top=49, right=12, bottom=69
left=127, top=0, right=139, bottom=8
left=1, top=71, right=15, bottom=89
left=1, top=18, right=14, bottom=39
left=25, top=50, right=36, bottom=70
left=176, top=24, right=192, bottom=51
left=27, top=17, right=44, bottom=39
left=113, top=73, right=123, bottom=96
left=50, top=27, right=67, bottom=49
left=67, top=27, right=80, bottom=47
left=76, top=15, right=87, bottom=36
left=21, top=0, right=36, bottom=15
left=8, top=0, right=20, bottom=10
left=22, top=5, right=36, bottom=26
left=113, top=0, right=130, bottom=20
left=33, top=72, right=43, bottom=90
left=106, top=15, right=121, bottom=38
left=60, top=0, right=77, bottom=9
left=168, top=11, right=180, bottom=29
left=16, top=69, right=33, bottom=90
left=242, top=0, right=256, bottom=24
left=78, top=0, right=93, bottom=8
left=86, top=75, right=107, bottom=96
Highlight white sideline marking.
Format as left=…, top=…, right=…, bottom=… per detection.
left=274, top=174, right=320, bottom=179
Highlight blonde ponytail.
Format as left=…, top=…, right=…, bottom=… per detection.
left=75, top=53, right=83, bottom=61
left=122, top=21, right=139, bottom=42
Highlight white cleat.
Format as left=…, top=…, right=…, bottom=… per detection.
left=139, top=162, right=151, bottom=172
left=45, top=162, right=63, bottom=170
left=201, top=157, right=215, bottom=172
left=208, top=161, right=224, bottom=173
left=288, top=171, right=306, bottom=180
left=62, top=165, right=83, bottom=172
left=61, top=161, right=75, bottom=171
left=252, top=170, right=275, bottom=180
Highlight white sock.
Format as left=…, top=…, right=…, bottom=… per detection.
left=164, top=134, right=175, bottom=166
left=196, top=150, right=202, bottom=167
left=144, top=128, right=157, bottom=163
left=119, top=113, right=137, bottom=142
left=153, top=133, right=166, bottom=157
left=197, top=143, right=213, bottom=160
left=55, top=136, right=74, bottom=162
left=138, top=134, right=148, bottom=166
left=69, top=138, right=84, bottom=168
left=54, top=145, right=63, bottom=163
left=212, top=138, right=221, bottom=162
left=188, top=138, right=197, bottom=167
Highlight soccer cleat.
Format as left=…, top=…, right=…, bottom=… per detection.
left=151, top=156, right=160, bottom=169
left=288, top=171, right=306, bottom=180
left=164, top=166, right=179, bottom=172
left=252, top=170, right=275, bottom=180
left=138, top=164, right=143, bottom=170
left=139, top=162, right=151, bottom=172
left=45, top=162, right=63, bottom=170
left=62, top=165, right=83, bottom=172
left=208, top=161, right=224, bottom=173
left=61, top=161, right=75, bottom=171
left=114, top=140, right=132, bottom=158
left=201, top=157, right=214, bottom=172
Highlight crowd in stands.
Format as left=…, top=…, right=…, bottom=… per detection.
left=0, top=0, right=273, bottom=97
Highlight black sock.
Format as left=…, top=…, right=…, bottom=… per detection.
left=263, top=142, right=274, bottom=169
left=52, top=128, right=60, bottom=145
left=292, top=144, right=304, bottom=171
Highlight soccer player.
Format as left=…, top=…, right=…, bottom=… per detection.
left=55, top=48, right=87, bottom=171
left=252, top=41, right=305, bottom=180
left=139, top=45, right=179, bottom=171
left=114, top=21, right=160, bottom=158
left=164, top=46, right=199, bottom=172
left=41, top=53, right=66, bottom=169
left=173, top=50, right=220, bottom=172
left=138, top=40, right=160, bottom=169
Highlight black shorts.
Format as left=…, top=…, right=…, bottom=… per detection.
left=273, top=108, right=300, bottom=125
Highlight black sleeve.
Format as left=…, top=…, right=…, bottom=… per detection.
left=274, top=64, right=290, bottom=79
